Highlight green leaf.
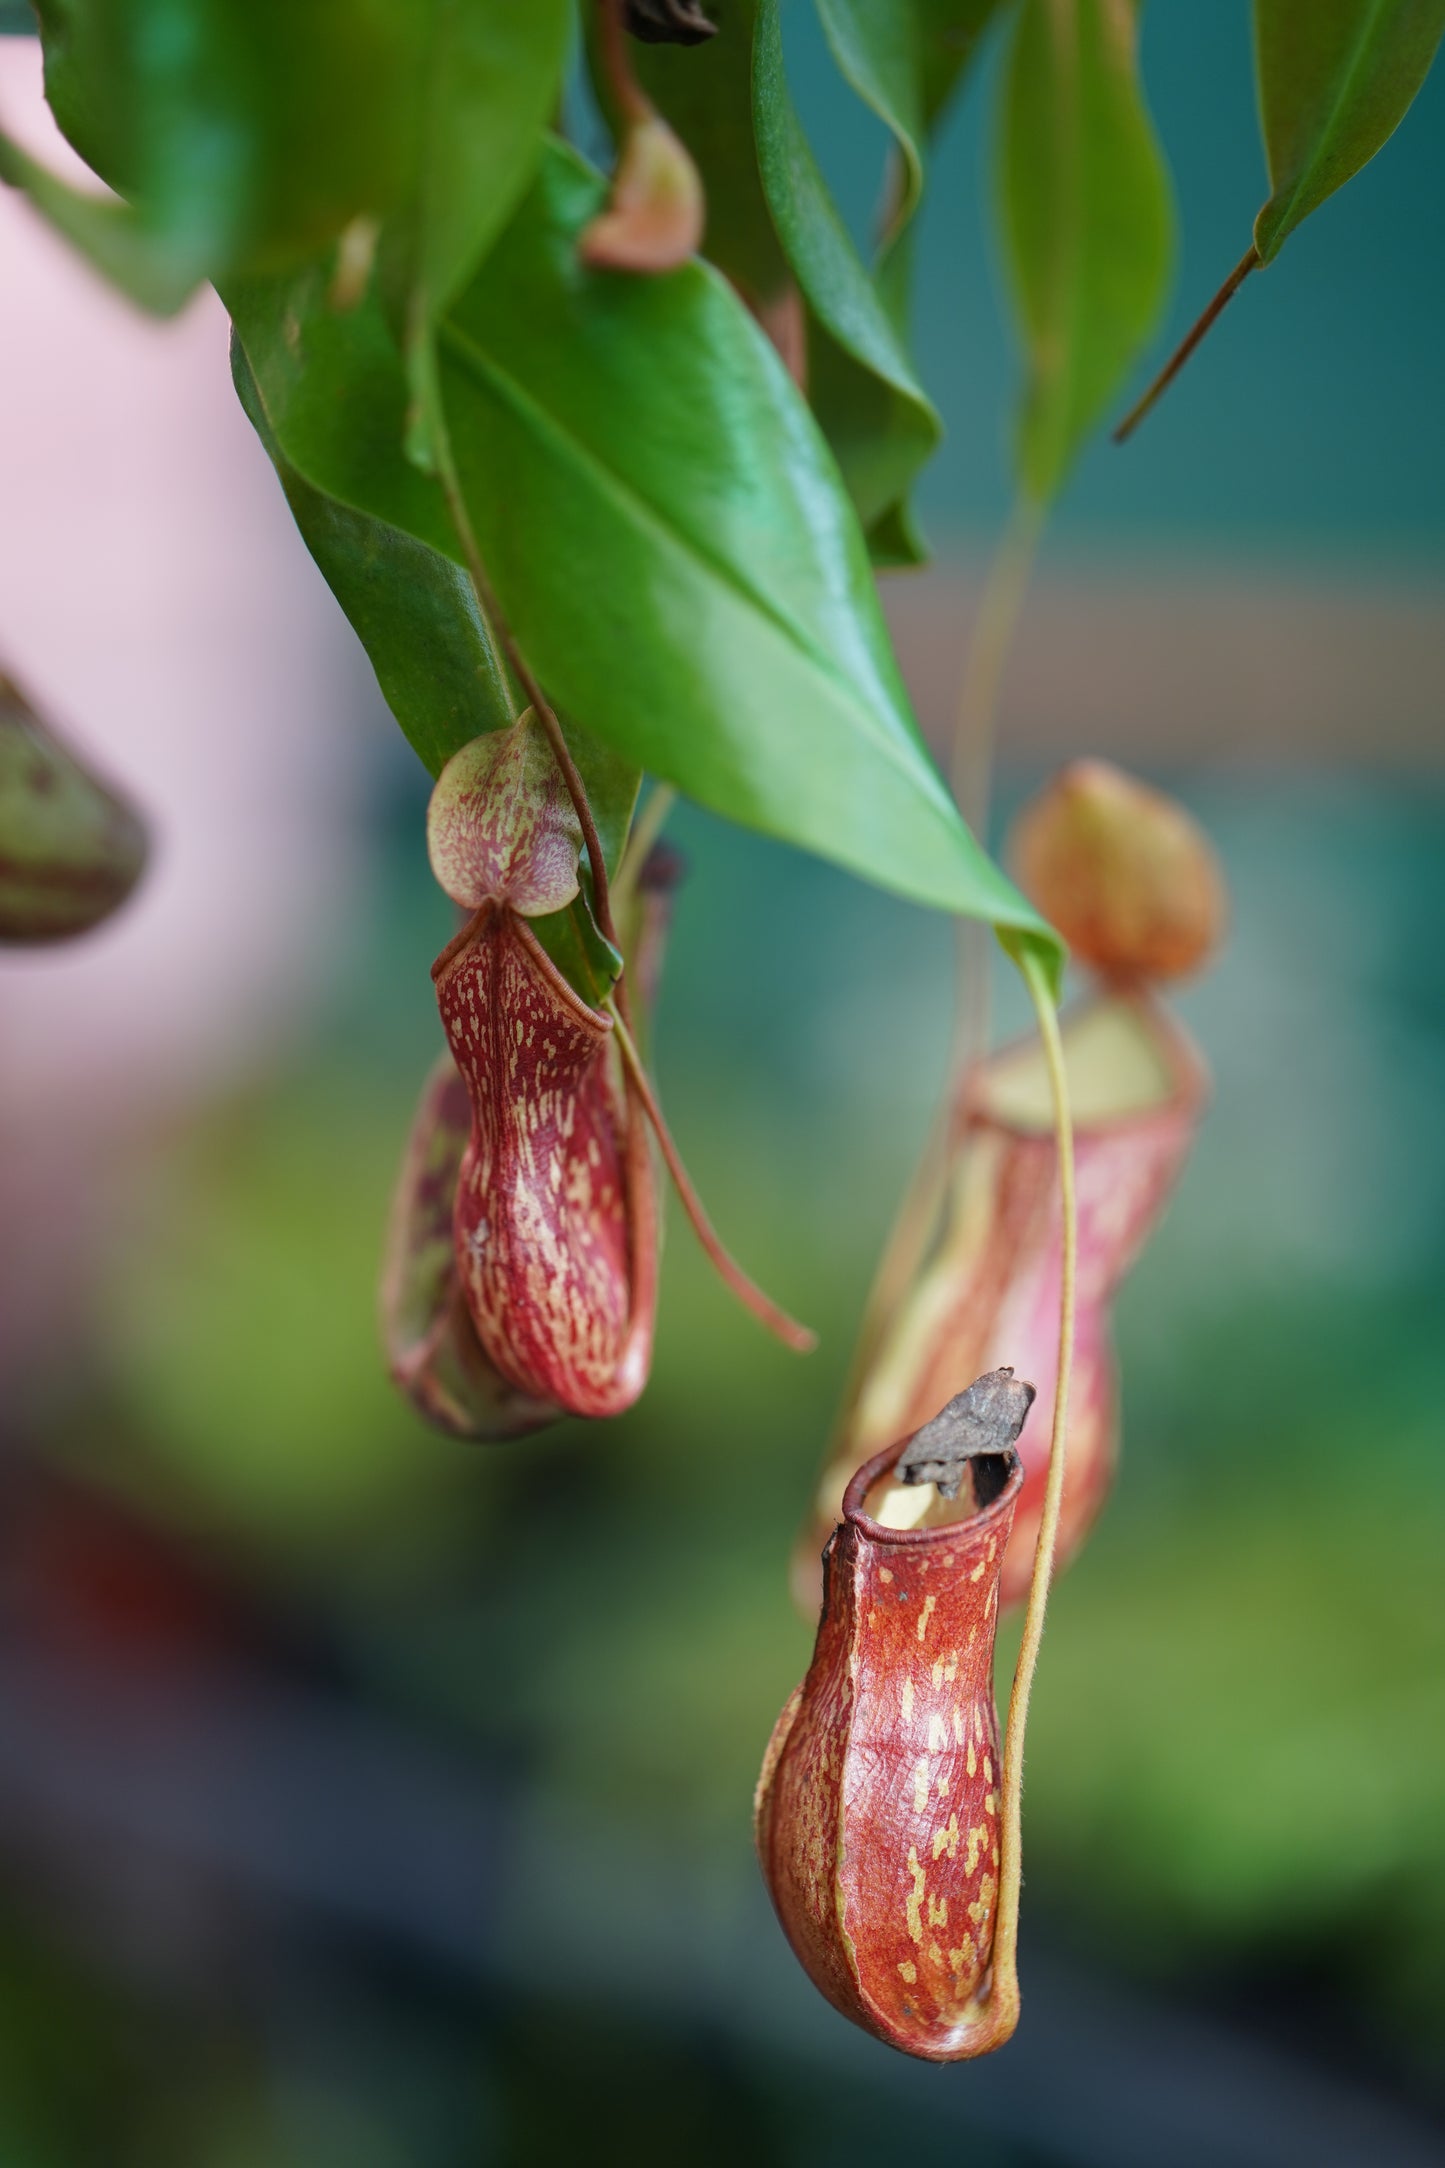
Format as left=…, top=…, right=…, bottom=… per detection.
left=621, top=0, right=790, bottom=307
left=387, top=0, right=569, bottom=466
left=911, top=0, right=1014, bottom=131
left=228, top=264, right=456, bottom=549
left=529, top=887, right=625, bottom=1011
left=233, top=333, right=510, bottom=769
left=0, top=126, right=202, bottom=313
left=233, top=137, right=1054, bottom=952
left=231, top=321, right=638, bottom=856
left=815, top=0, right=928, bottom=237
left=753, top=0, right=941, bottom=552
left=811, top=1, right=1008, bottom=561
left=32, top=0, right=417, bottom=287
left=23, top=0, right=565, bottom=321
left=400, top=0, right=569, bottom=326
left=1252, top=0, right=1445, bottom=263
left=619, top=1, right=941, bottom=561
left=815, top=0, right=1009, bottom=239
left=435, top=140, right=1049, bottom=944
left=232, top=331, right=636, bottom=1003
left=997, top=0, right=1174, bottom=503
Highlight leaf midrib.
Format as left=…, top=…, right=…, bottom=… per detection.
left=1261, top=0, right=1391, bottom=251
left=435, top=316, right=955, bottom=814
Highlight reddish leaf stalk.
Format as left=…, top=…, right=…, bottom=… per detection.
left=1113, top=245, right=1259, bottom=444
left=608, top=1000, right=816, bottom=1354
left=597, top=0, right=653, bottom=126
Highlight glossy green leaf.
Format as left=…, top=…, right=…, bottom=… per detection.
left=997, top=0, right=1174, bottom=503
left=234, top=337, right=512, bottom=769
left=229, top=313, right=638, bottom=859
left=811, top=1, right=1007, bottom=557
left=435, top=140, right=1049, bottom=946
left=620, top=0, right=941, bottom=562
left=401, top=0, right=569, bottom=325
left=234, top=137, right=1054, bottom=952
left=1252, top=0, right=1445, bottom=262
left=228, top=264, right=456, bottom=550
left=232, top=333, right=635, bottom=1001
left=753, top=0, right=940, bottom=552
left=387, top=0, right=569, bottom=466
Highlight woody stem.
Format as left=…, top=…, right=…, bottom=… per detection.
left=988, top=947, right=1076, bottom=2038
left=607, top=1000, right=817, bottom=1355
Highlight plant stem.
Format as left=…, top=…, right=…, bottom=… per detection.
left=596, top=0, right=652, bottom=127
left=1113, top=244, right=1259, bottom=445
left=950, top=491, right=1045, bottom=1069
left=985, top=945, right=1076, bottom=2044
left=949, top=495, right=1044, bottom=817
left=607, top=999, right=817, bottom=1355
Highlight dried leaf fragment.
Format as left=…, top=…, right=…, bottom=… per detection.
left=897, top=1368, right=1036, bottom=1500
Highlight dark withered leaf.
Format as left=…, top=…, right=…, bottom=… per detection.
left=896, top=1367, right=1036, bottom=1499
left=626, top=0, right=717, bottom=44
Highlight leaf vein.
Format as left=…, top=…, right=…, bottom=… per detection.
left=435, top=317, right=953, bottom=810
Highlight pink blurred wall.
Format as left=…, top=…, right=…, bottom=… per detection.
left=0, top=43, right=368, bottom=1367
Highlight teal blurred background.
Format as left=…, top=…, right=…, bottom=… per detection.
left=1, top=7, right=1444, bottom=2164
